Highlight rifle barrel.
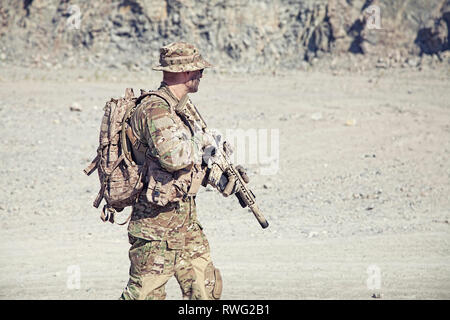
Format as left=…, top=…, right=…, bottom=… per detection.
left=249, top=203, right=269, bottom=229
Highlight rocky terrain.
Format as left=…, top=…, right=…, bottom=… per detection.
left=0, top=62, right=449, bottom=299
left=0, top=0, right=449, bottom=301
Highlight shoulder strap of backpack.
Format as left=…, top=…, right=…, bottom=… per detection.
left=120, top=91, right=176, bottom=163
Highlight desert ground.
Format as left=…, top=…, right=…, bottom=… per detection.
left=0, top=63, right=449, bottom=299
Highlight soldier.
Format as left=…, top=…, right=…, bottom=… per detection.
left=119, top=41, right=223, bottom=300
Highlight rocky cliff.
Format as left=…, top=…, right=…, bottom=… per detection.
left=0, top=0, right=448, bottom=72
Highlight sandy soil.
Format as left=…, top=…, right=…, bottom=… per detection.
left=0, top=65, right=449, bottom=300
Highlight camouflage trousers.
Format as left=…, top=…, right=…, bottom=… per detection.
left=119, top=222, right=222, bottom=300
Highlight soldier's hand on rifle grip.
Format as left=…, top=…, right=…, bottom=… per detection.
left=222, top=174, right=237, bottom=197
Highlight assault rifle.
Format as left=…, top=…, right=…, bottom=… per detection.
left=176, top=95, right=269, bottom=229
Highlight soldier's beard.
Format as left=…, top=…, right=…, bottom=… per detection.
left=187, top=78, right=200, bottom=93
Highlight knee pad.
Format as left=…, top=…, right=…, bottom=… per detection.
left=205, top=262, right=222, bottom=300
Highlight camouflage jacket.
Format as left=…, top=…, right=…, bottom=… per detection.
left=127, top=83, right=207, bottom=248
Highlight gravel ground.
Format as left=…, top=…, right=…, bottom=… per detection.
left=0, top=65, right=449, bottom=299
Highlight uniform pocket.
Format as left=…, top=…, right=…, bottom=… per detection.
left=129, top=238, right=151, bottom=275
left=129, top=239, right=165, bottom=275
left=146, top=168, right=182, bottom=206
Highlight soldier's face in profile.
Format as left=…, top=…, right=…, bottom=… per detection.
left=185, top=69, right=203, bottom=93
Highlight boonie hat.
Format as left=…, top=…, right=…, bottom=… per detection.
left=152, top=41, right=213, bottom=72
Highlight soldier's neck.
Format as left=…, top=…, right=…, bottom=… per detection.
left=165, top=83, right=189, bottom=101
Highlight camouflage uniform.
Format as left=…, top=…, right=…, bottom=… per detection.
left=120, top=42, right=221, bottom=300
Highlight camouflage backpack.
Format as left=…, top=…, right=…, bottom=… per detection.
left=83, top=88, right=168, bottom=224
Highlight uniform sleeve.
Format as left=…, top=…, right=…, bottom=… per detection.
left=145, top=102, right=203, bottom=172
